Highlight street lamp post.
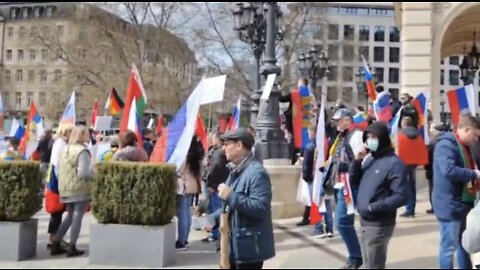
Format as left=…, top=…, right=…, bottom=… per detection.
left=459, top=31, right=480, bottom=86
left=298, top=47, right=329, bottom=98
left=254, top=2, right=289, bottom=160
left=355, top=66, right=376, bottom=110
left=439, top=89, right=447, bottom=127
left=233, top=3, right=266, bottom=127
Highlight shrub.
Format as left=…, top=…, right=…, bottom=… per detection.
left=92, top=162, right=177, bottom=226
left=0, top=161, right=42, bottom=221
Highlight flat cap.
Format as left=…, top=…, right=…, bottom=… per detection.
left=332, top=108, right=354, bottom=121
left=220, top=127, right=255, bottom=149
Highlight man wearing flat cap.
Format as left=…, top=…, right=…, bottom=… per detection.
left=205, top=127, right=275, bottom=269
left=325, top=108, right=363, bottom=269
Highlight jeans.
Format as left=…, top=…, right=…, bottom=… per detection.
left=438, top=219, right=472, bottom=269
left=359, top=225, right=395, bottom=269
left=405, top=166, right=416, bottom=215
left=208, top=191, right=222, bottom=240
left=335, top=188, right=362, bottom=265
left=313, top=199, right=334, bottom=234
left=55, top=202, right=88, bottom=246
left=176, top=194, right=194, bottom=245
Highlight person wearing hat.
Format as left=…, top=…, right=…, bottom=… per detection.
left=204, top=127, right=275, bottom=269
left=324, top=107, right=363, bottom=269
left=142, top=128, right=156, bottom=158
left=349, top=121, right=408, bottom=269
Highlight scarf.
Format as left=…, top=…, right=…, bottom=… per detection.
left=454, top=132, right=477, bottom=203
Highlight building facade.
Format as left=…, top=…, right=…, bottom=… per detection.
left=0, top=2, right=198, bottom=129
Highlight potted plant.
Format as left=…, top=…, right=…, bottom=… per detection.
left=89, top=162, right=177, bottom=268
left=0, top=161, right=42, bottom=261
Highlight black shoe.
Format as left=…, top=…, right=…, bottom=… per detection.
left=50, top=241, right=67, bottom=256
left=296, top=220, right=309, bottom=226
left=400, top=212, right=415, bottom=218
left=66, top=245, right=85, bottom=257
left=175, top=241, right=187, bottom=251
left=340, top=262, right=362, bottom=269
left=426, top=209, right=434, bottom=214
left=47, top=240, right=69, bottom=250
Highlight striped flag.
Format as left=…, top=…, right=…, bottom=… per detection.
left=447, top=84, right=476, bottom=126
left=104, top=88, right=124, bottom=116
left=361, top=55, right=377, bottom=101
left=120, top=65, right=148, bottom=132
left=227, top=96, right=241, bottom=130
left=59, top=92, right=76, bottom=128
left=311, top=98, right=326, bottom=224
left=90, top=99, right=99, bottom=129
left=373, top=90, right=392, bottom=123
left=411, top=92, right=430, bottom=145
left=19, top=102, right=44, bottom=159
left=127, top=97, right=143, bottom=148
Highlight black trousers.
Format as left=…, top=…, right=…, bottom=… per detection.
left=47, top=211, right=63, bottom=234
left=230, top=260, right=264, bottom=269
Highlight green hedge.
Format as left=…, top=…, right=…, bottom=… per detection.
left=0, top=161, right=42, bottom=221
left=92, top=162, right=177, bottom=226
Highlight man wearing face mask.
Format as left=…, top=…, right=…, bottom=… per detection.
left=325, top=108, right=363, bottom=269
left=349, top=121, right=408, bottom=269
left=433, top=112, right=480, bottom=269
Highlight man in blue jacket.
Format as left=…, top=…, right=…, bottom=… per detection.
left=433, top=113, right=480, bottom=269
left=206, top=128, right=275, bottom=269
left=350, top=121, right=408, bottom=269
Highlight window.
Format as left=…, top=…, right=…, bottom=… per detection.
left=389, top=47, right=400, bottom=63
left=328, top=44, right=339, bottom=61
left=4, top=92, right=9, bottom=107
left=57, top=25, right=64, bottom=37
left=342, top=87, right=353, bottom=103
left=19, top=26, right=25, bottom=38
left=374, top=47, right=384, bottom=62
left=27, top=92, right=33, bottom=106
left=22, top=7, right=30, bottom=19
left=41, top=49, right=48, bottom=60
left=441, top=59, right=444, bottom=65
left=312, top=24, right=323, bottom=40
left=30, top=26, right=37, bottom=37
left=15, top=92, right=21, bottom=108
left=328, top=24, right=339, bottom=40
left=42, top=26, right=49, bottom=36
left=449, top=70, right=459, bottom=85
left=46, top=6, right=53, bottom=17
left=389, top=88, right=399, bottom=100
left=6, top=50, right=12, bottom=60
left=449, top=56, right=459, bottom=65
left=359, top=25, right=369, bottom=41
left=40, top=70, right=47, bottom=83
left=374, top=26, right=385, bottom=42
left=375, top=67, right=384, bottom=83
left=343, top=66, right=353, bottom=82
left=28, top=70, right=34, bottom=82
left=4, top=70, right=11, bottom=84
left=30, top=49, right=35, bottom=60
left=34, top=7, right=41, bottom=18
left=389, top=68, right=399, bottom=83
left=328, top=66, right=338, bottom=81
left=441, top=69, right=444, bottom=85
left=359, top=46, right=369, bottom=61
left=343, top=45, right=354, bottom=62
left=39, top=92, right=46, bottom=107
left=54, top=69, right=61, bottom=82
left=7, top=27, right=13, bottom=38
left=17, top=49, right=23, bottom=60
left=344, top=25, right=354, bottom=41
left=16, top=70, right=23, bottom=83
left=79, top=30, right=86, bottom=40
left=327, top=86, right=338, bottom=102
left=389, top=27, right=400, bottom=42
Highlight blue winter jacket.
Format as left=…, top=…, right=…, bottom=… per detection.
left=432, top=132, right=477, bottom=221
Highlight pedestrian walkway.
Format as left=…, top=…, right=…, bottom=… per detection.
left=0, top=188, right=439, bottom=268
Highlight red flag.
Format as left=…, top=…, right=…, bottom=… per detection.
left=120, top=65, right=147, bottom=132
left=156, top=114, right=164, bottom=135
left=90, top=99, right=99, bottom=129
left=309, top=203, right=323, bottom=225
left=196, top=114, right=208, bottom=152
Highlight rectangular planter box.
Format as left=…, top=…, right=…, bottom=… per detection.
left=89, top=221, right=176, bottom=268
left=0, top=219, right=38, bottom=261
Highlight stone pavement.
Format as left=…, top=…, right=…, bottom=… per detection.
left=0, top=188, right=440, bottom=269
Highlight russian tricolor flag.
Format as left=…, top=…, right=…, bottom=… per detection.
left=361, top=55, right=376, bottom=101
left=59, top=92, right=76, bottom=127
left=227, top=96, right=241, bottom=130
left=447, top=84, right=476, bottom=126
left=18, top=102, right=44, bottom=159
left=9, top=118, right=25, bottom=141
left=411, top=92, right=430, bottom=144
left=373, top=90, right=392, bottom=123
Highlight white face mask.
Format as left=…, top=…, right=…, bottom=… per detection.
left=366, top=138, right=379, bottom=152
